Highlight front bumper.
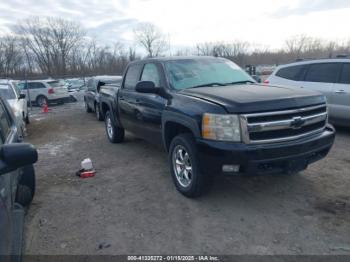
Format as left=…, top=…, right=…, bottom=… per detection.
left=196, top=125, right=335, bottom=175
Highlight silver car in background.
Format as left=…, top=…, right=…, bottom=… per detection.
left=267, top=58, right=350, bottom=126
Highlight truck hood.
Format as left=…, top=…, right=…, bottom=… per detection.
left=179, top=84, right=326, bottom=113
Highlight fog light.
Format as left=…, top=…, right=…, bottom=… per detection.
left=222, top=165, right=240, bottom=173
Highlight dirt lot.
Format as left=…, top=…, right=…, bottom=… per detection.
left=23, top=94, right=350, bottom=255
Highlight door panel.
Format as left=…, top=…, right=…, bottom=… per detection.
left=330, top=64, right=350, bottom=121
left=119, top=64, right=143, bottom=133
left=133, top=63, right=165, bottom=144
left=118, top=89, right=140, bottom=133
left=300, top=63, right=341, bottom=111
left=133, top=93, right=165, bottom=145
left=331, top=83, right=350, bottom=120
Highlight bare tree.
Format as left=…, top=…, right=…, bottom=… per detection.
left=285, top=35, right=310, bottom=59
left=133, top=23, right=168, bottom=57
left=15, top=17, right=85, bottom=76
left=0, top=36, right=24, bottom=77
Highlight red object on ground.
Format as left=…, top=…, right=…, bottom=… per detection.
left=79, top=170, right=96, bottom=179
left=42, top=102, right=49, bottom=113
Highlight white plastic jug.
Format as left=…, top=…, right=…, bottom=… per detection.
left=81, top=158, right=93, bottom=170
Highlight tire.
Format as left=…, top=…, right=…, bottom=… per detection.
left=85, top=99, right=92, bottom=113
left=23, top=112, right=30, bottom=124
left=95, top=103, right=104, bottom=121
left=36, top=96, right=48, bottom=107
left=16, top=165, right=36, bottom=207
left=105, top=111, right=124, bottom=143
left=169, top=133, right=212, bottom=198
left=25, top=114, right=30, bottom=124
left=70, top=95, right=77, bottom=102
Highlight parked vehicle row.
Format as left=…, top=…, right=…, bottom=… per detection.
left=89, top=56, right=335, bottom=198
left=17, top=80, right=71, bottom=107
left=0, top=95, right=38, bottom=256
left=65, top=78, right=85, bottom=92
left=267, top=58, right=350, bottom=126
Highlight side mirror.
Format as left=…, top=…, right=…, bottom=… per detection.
left=0, top=143, right=38, bottom=175
left=135, top=81, right=159, bottom=94
left=19, top=94, right=26, bottom=99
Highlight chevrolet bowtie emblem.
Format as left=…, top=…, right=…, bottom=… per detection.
left=291, top=116, right=305, bottom=129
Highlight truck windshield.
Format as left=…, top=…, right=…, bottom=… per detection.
left=164, top=58, right=254, bottom=90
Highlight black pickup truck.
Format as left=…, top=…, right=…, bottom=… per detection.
left=98, top=56, right=335, bottom=197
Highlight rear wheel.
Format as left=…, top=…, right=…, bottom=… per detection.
left=36, top=96, right=48, bottom=107
left=105, top=111, right=124, bottom=143
left=85, top=99, right=92, bottom=113
left=169, top=133, right=212, bottom=198
left=95, top=103, right=104, bottom=121
left=23, top=112, right=30, bottom=124
left=16, top=165, right=36, bottom=207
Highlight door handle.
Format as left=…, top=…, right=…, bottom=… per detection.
left=335, top=90, right=346, bottom=94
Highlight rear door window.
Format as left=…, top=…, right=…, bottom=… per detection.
left=28, top=82, right=46, bottom=89
left=124, top=64, right=143, bottom=90
left=339, top=63, right=350, bottom=84
left=276, top=65, right=307, bottom=81
left=304, top=63, right=341, bottom=83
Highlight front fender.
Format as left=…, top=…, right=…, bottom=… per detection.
left=162, top=111, right=201, bottom=151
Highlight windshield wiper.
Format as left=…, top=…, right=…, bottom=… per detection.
left=189, top=82, right=227, bottom=89
left=224, top=80, right=255, bottom=85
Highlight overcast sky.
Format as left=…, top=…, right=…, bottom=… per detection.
left=0, top=0, right=350, bottom=50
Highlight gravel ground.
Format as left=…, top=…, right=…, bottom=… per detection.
left=23, top=94, right=350, bottom=255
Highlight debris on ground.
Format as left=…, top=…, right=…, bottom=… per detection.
left=98, top=242, right=111, bottom=250
left=76, top=158, right=96, bottom=178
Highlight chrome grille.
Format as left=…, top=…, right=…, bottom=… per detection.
left=240, top=104, right=328, bottom=144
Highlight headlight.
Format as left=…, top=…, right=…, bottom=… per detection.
left=202, top=113, right=241, bottom=142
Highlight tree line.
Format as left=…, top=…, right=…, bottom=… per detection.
left=0, top=17, right=349, bottom=79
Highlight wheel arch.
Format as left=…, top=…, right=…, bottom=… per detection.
left=162, top=111, right=201, bottom=152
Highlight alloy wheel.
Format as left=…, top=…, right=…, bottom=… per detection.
left=172, top=145, right=193, bottom=188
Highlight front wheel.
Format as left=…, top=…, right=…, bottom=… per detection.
left=16, top=165, right=36, bottom=207
left=169, top=133, right=212, bottom=198
left=105, top=111, right=124, bottom=143
left=24, top=113, right=30, bottom=124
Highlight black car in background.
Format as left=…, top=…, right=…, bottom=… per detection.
left=84, top=76, right=122, bottom=121
left=0, top=96, right=38, bottom=258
